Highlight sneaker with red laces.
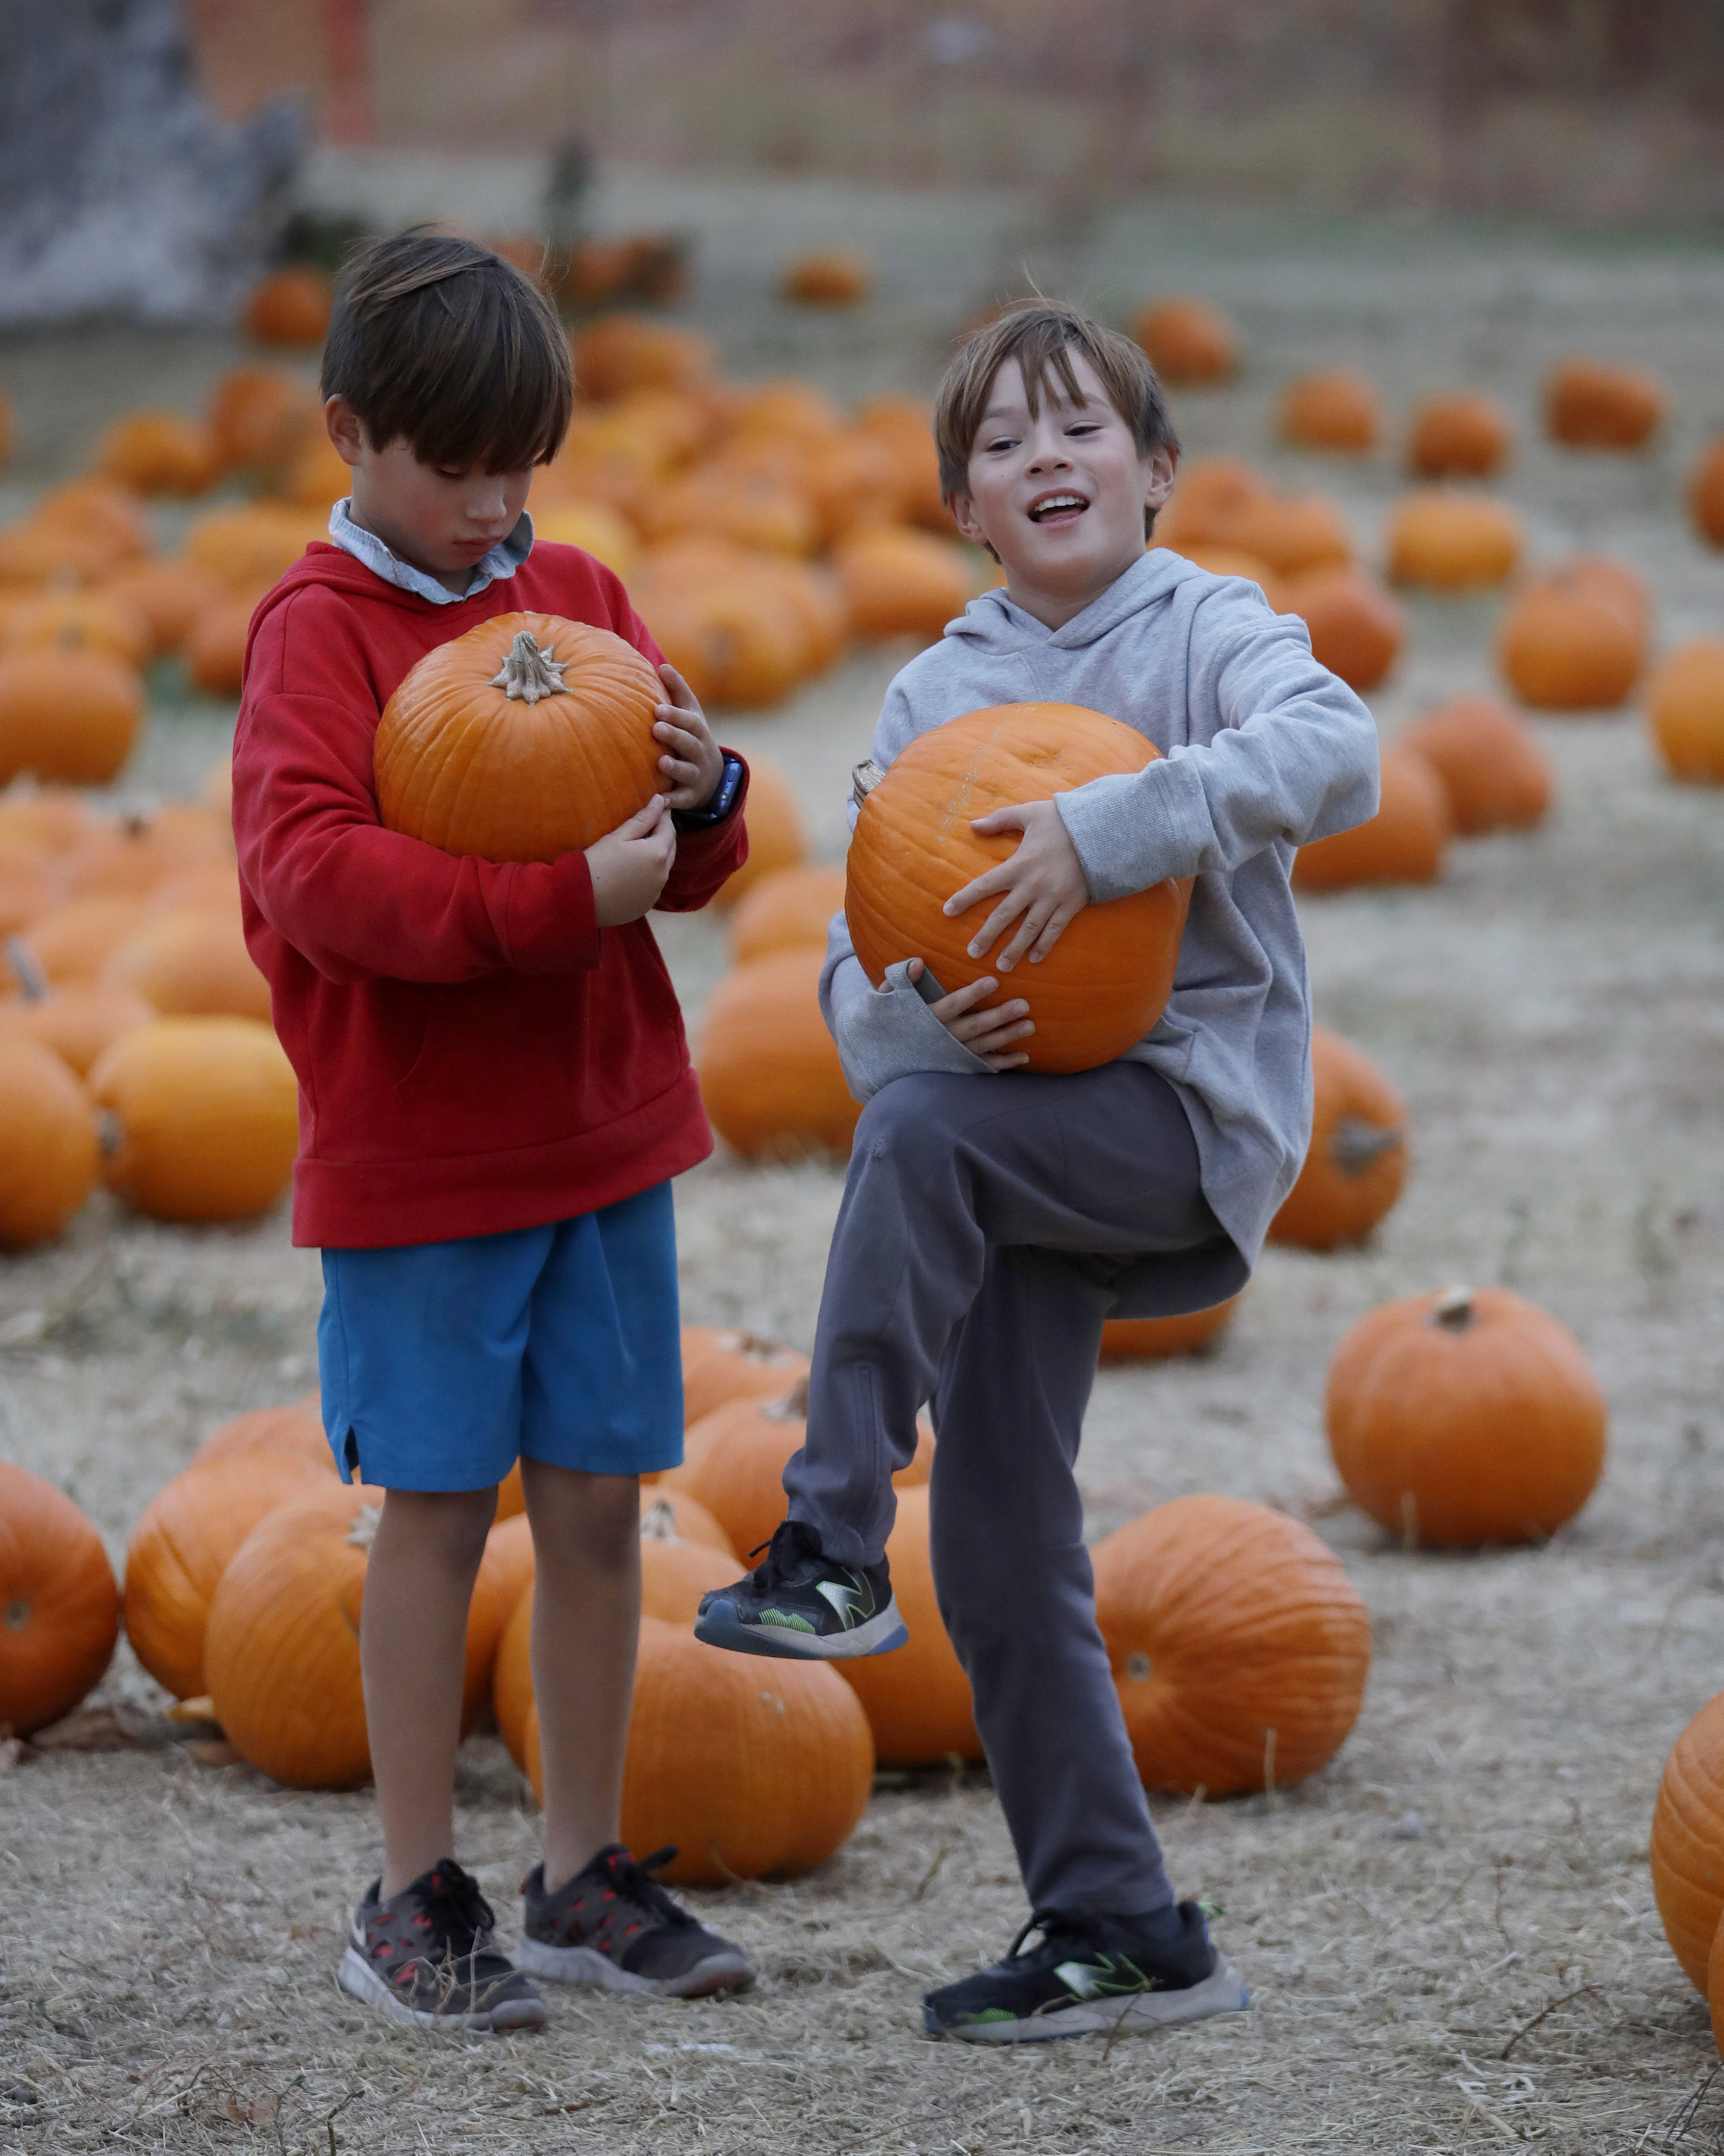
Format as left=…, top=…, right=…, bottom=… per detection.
left=338, top=1859, right=547, bottom=2032
left=515, top=1844, right=755, bottom=1998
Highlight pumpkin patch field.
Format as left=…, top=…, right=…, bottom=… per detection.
left=1, top=173, right=1723, bottom=2154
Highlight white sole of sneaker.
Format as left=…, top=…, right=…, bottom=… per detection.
left=337, top=1947, right=546, bottom=2032
left=512, top=1937, right=756, bottom=1998
left=929, top=1957, right=1251, bottom=2045
left=693, top=1594, right=909, bottom=1661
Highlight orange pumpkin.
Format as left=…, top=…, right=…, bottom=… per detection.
left=96, top=410, right=221, bottom=496
left=0, top=788, right=94, bottom=858
left=205, top=1483, right=511, bottom=1788
left=493, top=1585, right=537, bottom=1765
left=524, top=1614, right=874, bottom=1884
left=834, top=528, right=974, bottom=643
left=531, top=501, right=641, bottom=579
left=1277, top=370, right=1381, bottom=453
left=1385, top=491, right=1522, bottom=591
left=1646, top=641, right=1724, bottom=785
left=1652, top=1691, right=1724, bottom=1993
left=1396, top=696, right=1553, bottom=833
left=206, top=367, right=319, bottom=472
left=1099, top=1296, right=1239, bottom=1363
left=286, top=429, right=354, bottom=508
left=1279, top=567, right=1405, bottom=692
left=123, top=1453, right=323, bottom=1698
left=15, top=896, right=145, bottom=984
left=0, top=1038, right=98, bottom=1246
left=641, top=467, right=819, bottom=560
left=712, top=755, right=805, bottom=910
left=183, top=592, right=259, bottom=698
left=631, top=566, right=811, bottom=706
left=148, top=861, right=242, bottom=918
left=97, top=558, right=228, bottom=658
left=572, top=317, right=716, bottom=400
left=1498, top=560, right=1646, bottom=710
left=679, top=1326, right=811, bottom=1428
left=1093, top=1494, right=1371, bottom=1795
left=193, top=1402, right=334, bottom=1477
left=88, top=1015, right=299, bottom=1223
left=695, top=946, right=861, bottom=1160
left=100, top=907, right=271, bottom=1022
left=0, top=647, right=143, bottom=786
left=1325, top=1285, right=1607, bottom=1545
left=0, top=1464, right=120, bottom=1736
left=834, top=1486, right=981, bottom=1766
left=1222, top=493, right=1353, bottom=578
left=1129, top=297, right=1237, bottom=386
left=804, top=432, right=904, bottom=547
left=855, top=397, right=948, bottom=532
left=1269, top=1028, right=1407, bottom=1250
left=31, top=477, right=151, bottom=563
left=1687, top=437, right=1724, bottom=548
left=183, top=505, right=323, bottom=593
left=485, top=1513, right=536, bottom=1628
left=60, top=804, right=231, bottom=901
left=243, top=266, right=334, bottom=347
left=1292, top=743, right=1448, bottom=890
left=727, top=864, right=848, bottom=964
left=846, top=703, right=1191, bottom=1074
left=1406, top=391, right=1512, bottom=479
left=374, top=612, right=664, bottom=862
left=638, top=1501, right=750, bottom=1622
left=780, top=251, right=875, bottom=306
left=1545, top=357, right=1666, bottom=450
left=0, top=981, right=156, bottom=1077
left=1155, top=458, right=1271, bottom=552
left=664, top=1377, right=933, bottom=1565
left=3, top=588, right=154, bottom=668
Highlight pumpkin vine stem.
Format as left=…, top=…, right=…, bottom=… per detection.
left=1330, top=1116, right=1403, bottom=1175
left=1431, top=1285, right=1475, bottom=1330
left=488, top=629, right=569, bottom=706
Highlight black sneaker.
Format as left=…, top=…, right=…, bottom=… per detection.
left=514, top=1844, right=755, bottom=1998
left=922, top=1901, right=1249, bottom=2044
left=337, top=1859, right=546, bottom=2032
left=692, top=1520, right=908, bottom=1661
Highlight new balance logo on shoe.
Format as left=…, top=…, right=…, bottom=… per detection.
left=815, top=1572, right=877, bottom=1628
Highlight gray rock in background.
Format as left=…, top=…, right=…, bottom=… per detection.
left=0, top=0, right=302, bottom=327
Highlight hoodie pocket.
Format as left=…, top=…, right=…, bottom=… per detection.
left=394, top=975, right=584, bottom=1154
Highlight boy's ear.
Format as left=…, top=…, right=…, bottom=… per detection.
left=324, top=395, right=367, bottom=470
left=946, top=489, right=1000, bottom=562
left=1143, top=445, right=1178, bottom=513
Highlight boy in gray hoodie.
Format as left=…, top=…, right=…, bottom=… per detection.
left=696, top=305, right=1379, bottom=2042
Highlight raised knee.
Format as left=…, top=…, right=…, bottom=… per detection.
left=855, top=1076, right=958, bottom=1178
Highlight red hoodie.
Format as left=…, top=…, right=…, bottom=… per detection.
left=231, top=541, right=748, bottom=1250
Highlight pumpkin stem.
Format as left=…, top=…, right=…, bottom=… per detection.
left=488, top=629, right=569, bottom=706
left=3, top=934, right=48, bottom=1005
left=1431, top=1285, right=1475, bottom=1331
left=716, top=1329, right=795, bottom=1366
left=640, top=1498, right=681, bottom=1544
left=4, top=1597, right=30, bottom=1632
left=1330, top=1116, right=1402, bottom=1175
left=345, top=1504, right=382, bottom=1552
left=851, top=757, right=885, bottom=810
left=765, top=1375, right=810, bottom=1423
left=1125, top=1651, right=1152, bottom=1682
left=95, top=1108, right=123, bottom=1159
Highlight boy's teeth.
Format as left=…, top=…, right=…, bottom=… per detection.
left=1032, top=495, right=1084, bottom=519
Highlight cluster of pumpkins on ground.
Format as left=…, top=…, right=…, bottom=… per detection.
left=0, top=1275, right=1604, bottom=1886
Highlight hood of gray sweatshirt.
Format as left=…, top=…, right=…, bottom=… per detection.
left=820, top=548, right=1381, bottom=1308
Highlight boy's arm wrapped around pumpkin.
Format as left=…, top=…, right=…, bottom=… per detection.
left=652, top=758, right=752, bottom=914
left=1053, top=594, right=1380, bottom=902
left=819, top=916, right=994, bottom=1103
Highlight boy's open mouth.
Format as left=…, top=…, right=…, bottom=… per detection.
left=1027, top=491, right=1088, bottom=524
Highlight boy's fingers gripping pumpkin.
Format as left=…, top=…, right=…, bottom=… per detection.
left=653, top=661, right=724, bottom=810
left=942, top=799, right=1093, bottom=972
left=905, top=959, right=1034, bottom=1069
left=587, top=792, right=676, bottom=927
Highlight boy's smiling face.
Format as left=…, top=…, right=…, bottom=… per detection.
left=949, top=350, right=1176, bottom=630
left=325, top=395, right=536, bottom=596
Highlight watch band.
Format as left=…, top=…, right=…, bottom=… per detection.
left=672, top=752, right=745, bottom=832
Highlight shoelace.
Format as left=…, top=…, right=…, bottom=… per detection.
left=604, top=1846, right=697, bottom=1932
left=416, top=1864, right=499, bottom=1960
left=1005, top=1908, right=1096, bottom=1964
left=744, top=1518, right=823, bottom=1589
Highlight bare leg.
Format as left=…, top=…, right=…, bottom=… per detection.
left=520, top=1460, right=642, bottom=1894
left=361, top=1485, right=498, bottom=1900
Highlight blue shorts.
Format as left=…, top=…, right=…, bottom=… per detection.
left=316, top=1183, right=684, bottom=1491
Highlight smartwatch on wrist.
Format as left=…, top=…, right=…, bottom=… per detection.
left=672, top=752, right=745, bottom=832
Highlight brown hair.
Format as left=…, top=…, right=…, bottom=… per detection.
left=320, top=231, right=573, bottom=472
left=932, top=304, right=1180, bottom=533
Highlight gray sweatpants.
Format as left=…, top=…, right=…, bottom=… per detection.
left=783, top=1063, right=1230, bottom=1916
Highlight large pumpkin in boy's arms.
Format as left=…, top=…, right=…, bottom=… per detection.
left=845, top=703, right=1190, bottom=1074
left=374, top=612, right=664, bottom=862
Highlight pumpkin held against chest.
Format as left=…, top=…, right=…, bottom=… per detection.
left=372, top=611, right=664, bottom=862
left=844, top=703, right=1191, bottom=1074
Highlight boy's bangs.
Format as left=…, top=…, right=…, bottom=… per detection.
left=1013, top=334, right=1092, bottom=427
left=394, top=284, right=571, bottom=472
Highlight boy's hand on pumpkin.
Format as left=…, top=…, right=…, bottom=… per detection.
left=652, top=663, right=724, bottom=811
left=905, top=959, right=1033, bottom=1071
left=942, top=799, right=1092, bottom=971
left=587, top=792, right=676, bottom=926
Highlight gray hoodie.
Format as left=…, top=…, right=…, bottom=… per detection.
left=819, top=548, right=1381, bottom=1311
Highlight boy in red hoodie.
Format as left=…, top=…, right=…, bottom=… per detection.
left=231, top=234, right=755, bottom=2031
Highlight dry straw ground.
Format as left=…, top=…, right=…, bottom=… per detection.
left=3, top=168, right=1723, bottom=2152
